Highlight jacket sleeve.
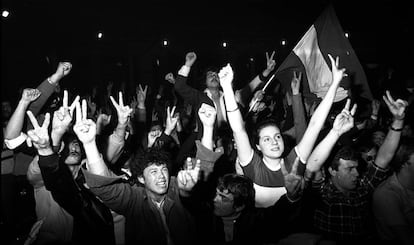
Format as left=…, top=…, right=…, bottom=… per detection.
left=195, top=140, right=224, bottom=180
left=83, top=169, right=135, bottom=215
left=174, top=75, right=201, bottom=106
left=38, top=154, right=83, bottom=216
left=28, top=78, right=57, bottom=116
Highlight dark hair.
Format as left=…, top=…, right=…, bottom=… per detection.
left=59, top=132, right=86, bottom=162
left=356, top=140, right=378, bottom=154
left=129, top=149, right=171, bottom=180
left=392, top=140, right=414, bottom=173
left=217, top=174, right=255, bottom=209
left=254, top=118, right=280, bottom=146
left=330, top=146, right=359, bottom=170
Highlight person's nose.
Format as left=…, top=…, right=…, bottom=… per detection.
left=351, top=168, right=359, bottom=177
left=158, top=171, right=166, bottom=180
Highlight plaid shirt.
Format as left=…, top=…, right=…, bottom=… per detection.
left=312, top=163, right=388, bottom=240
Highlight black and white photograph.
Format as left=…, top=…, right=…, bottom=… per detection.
left=1, top=1, right=413, bottom=244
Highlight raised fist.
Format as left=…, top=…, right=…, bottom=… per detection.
left=185, top=52, right=197, bottom=67
left=21, top=89, right=41, bottom=103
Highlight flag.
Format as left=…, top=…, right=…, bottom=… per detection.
left=274, top=5, right=372, bottom=103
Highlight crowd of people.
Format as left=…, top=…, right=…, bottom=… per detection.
left=1, top=50, right=413, bottom=245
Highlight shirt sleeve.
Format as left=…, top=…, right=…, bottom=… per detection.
left=361, top=162, right=389, bottom=192
left=4, top=132, right=27, bottom=149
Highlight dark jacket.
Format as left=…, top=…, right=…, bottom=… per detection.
left=174, top=74, right=216, bottom=138
left=38, top=154, right=115, bottom=245
left=191, top=142, right=302, bottom=245
left=84, top=171, right=197, bottom=245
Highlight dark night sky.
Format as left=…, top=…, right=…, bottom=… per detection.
left=1, top=0, right=413, bottom=103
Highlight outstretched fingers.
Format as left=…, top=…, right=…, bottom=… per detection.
left=69, top=95, right=80, bottom=115
left=385, top=90, right=396, bottom=105
left=63, top=90, right=69, bottom=109
left=110, top=95, right=119, bottom=109
left=170, top=106, right=176, bottom=118
left=119, top=92, right=124, bottom=107
left=75, top=101, right=82, bottom=124
left=41, top=113, right=50, bottom=129
left=343, top=99, right=351, bottom=112
left=82, top=99, right=87, bottom=121
left=290, top=157, right=300, bottom=176
left=350, top=104, right=357, bottom=116
left=26, top=111, right=40, bottom=129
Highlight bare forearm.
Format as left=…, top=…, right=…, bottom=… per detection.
left=291, top=94, right=307, bottom=142
left=134, top=107, right=146, bottom=123
left=375, top=118, right=403, bottom=168
left=222, top=85, right=245, bottom=133
left=307, top=130, right=340, bottom=173
left=106, top=133, right=125, bottom=164
left=201, top=126, right=214, bottom=151
left=51, top=131, right=64, bottom=151
left=5, top=100, right=30, bottom=139
left=84, top=141, right=110, bottom=176
left=114, top=123, right=127, bottom=140
left=296, top=82, right=339, bottom=161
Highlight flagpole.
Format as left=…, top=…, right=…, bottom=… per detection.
left=248, top=73, right=276, bottom=112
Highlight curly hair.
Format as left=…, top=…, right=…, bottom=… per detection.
left=129, top=149, right=171, bottom=181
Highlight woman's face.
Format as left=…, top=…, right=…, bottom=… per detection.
left=256, top=125, right=284, bottom=159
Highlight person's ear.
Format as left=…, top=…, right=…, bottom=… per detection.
left=138, top=176, right=145, bottom=185
left=256, top=144, right=261, bottom=152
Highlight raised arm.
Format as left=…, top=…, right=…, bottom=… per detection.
left=198, top=103, right=224, bottom=180
left=174, top=52, right=200, bottom=105
left=219, top=64, right=253, bottom=165
left=106, top=92, right=133, bottom=163
left=198, top=103, right=216, bottom=151
left=26, top=111, right=84, bottom=215
left=295, top=54, right=347, bottom=162
left=235, top=51, right=276, bottom=107
left=50, top=90, right=79, bottom=152
left=73, top=100, right=110, bottom=177
left=290, top=71, right=307, bottom=143
left=375, top=91, right=407, bottom=168
left=135, top=84, right=148, bottom=123
left=28, top=62, right=72, bottom=117
left=306, top=99, right=357, bottom=173
left=4, top=89, right=40, bottom=141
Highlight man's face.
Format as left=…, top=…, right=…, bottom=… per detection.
left=64, top=140, right=82, bottom=165
left=141, top=164, right=169, bottom=197
left=213, top=188, right=237, bottom=217
left=206, top=71, right=220, bottom=89
left=256, top=125, right=284, bottom=159
left=332, top=159, right=359, bottom=191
